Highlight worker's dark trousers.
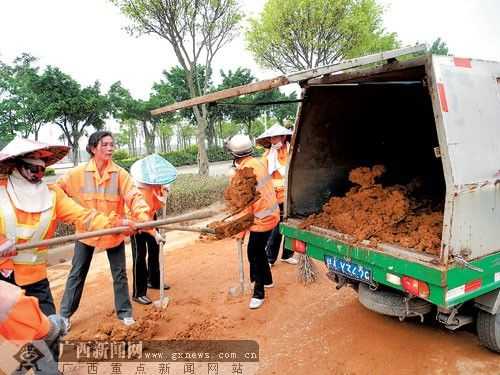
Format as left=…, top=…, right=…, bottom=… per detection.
left=130, top=232, right=161, bottom=298
left=248, top=230, right=273, bottom=299
left=266, top=203, right=294, bottom=264
left=0, top=273, right=56, bottom=316
left=60, top=241, right=132, bottom=320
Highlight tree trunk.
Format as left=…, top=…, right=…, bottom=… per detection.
left=142, top=121, right=155, bottom=154
left=72, top=142, right=80, bottom=166
left=206, top=118, right=216, bottom=148
left=192, top=105, right=209, bottom=176
left=185, top=70, right=209, bottom=176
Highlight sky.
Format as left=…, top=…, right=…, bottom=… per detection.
left=0, top=0, right=499, bottom=142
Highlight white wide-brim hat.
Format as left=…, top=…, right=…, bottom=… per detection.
left=0, top=138, right=69, bottom=175
left=130, top=153, right=177, bottom=185
left=256, top=124, right=293, bottom=148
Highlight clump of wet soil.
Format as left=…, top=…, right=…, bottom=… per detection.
left=300, top=165, right=443, bottom=255
left=207, top=213, right=255, bottom=240
left=223, top=167, right=260, bottom=213
left=203, top=168, right=259, bottom=240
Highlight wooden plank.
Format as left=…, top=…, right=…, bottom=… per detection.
left=151, top=44, right=426, bottom=116
left=306, top=55, right=428, bottom=85
left=286, top=44, right=427, bottom=83
left=151, top=76, right=289, bottom=116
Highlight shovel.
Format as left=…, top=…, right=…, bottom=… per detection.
left=228, top=238, right=251, bottom=297
left=153, top=203, right=170, bottom=309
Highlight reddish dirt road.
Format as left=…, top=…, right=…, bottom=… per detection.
left=49, top=238, right=500, bottom=375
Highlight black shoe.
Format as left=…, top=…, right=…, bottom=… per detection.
left=147, top=282, right=171, bottom=290
left=132, top=295, right=152, bottom=305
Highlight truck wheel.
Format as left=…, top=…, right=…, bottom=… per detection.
left=358, top=283, right=432, bottom=319
left=477, top=310, right=500, bottom=353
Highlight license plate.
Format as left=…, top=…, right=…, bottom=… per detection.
left=324, top=255, right=372, bottom=284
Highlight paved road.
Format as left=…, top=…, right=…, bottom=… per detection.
left=44, top=160, right=233, bottom=184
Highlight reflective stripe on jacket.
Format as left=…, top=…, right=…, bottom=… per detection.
left=236, top=156, right=279, bottom=232
left=263, top=144, right=289, bottom=204
left=0, top=187, right=54, bottom=266
left=0, top=178, right=115, bottom=286
left=0, top=280, right=50, bottom=341
left=56, top=159, right=149, bottom=248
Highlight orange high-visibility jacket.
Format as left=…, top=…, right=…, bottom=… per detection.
left=236, top=156, right=280, bottom=232
left=0, top=179, right=117, bottom=286
left=130, top=185, right=167, bottom=236
left=57, top=159, right=150, bottom=249
left=263, top=144, right=289, bottom=204
left=0, top=280, right=49, bottom=341
left=138, top=185, right=166, bottom=219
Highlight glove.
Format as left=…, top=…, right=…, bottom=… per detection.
left=119, top=219, right=137, bottom=237
left=154, top=231, right=166, bottom=245
left=0, top=239, right=16, bottom=258
left=45, top=314, right=67, bottom=345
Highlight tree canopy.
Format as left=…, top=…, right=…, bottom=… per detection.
left=111, top=0, right=242, bottom=175
left=429, top=37, right=450, bottom=56
left=246, top=0, right=399, bottom=73
left=38, top=66, right=109, bottom=165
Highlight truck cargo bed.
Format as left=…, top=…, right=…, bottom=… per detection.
left=285, top=218, right=444, bottom=269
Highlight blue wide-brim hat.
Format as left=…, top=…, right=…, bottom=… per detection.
left=130, top=154, right=177, bottom=185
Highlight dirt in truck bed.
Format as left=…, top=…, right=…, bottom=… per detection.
left=300, top=165, right=443, bottom=254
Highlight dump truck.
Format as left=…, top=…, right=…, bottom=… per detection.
left=280, top=49, right=500, bottom=352
left=150, top=45, right=500, bottom=353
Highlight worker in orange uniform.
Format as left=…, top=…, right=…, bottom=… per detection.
left=0, top=138, right=129, bottom=320
left=225, top=135, right=280, bottom=309
left=57, top=131, right=150, bottom=328
left=0, top=279, right=66, bottom=372
left=256, top=124, right=298, bottom=266
left=129, top=154, right=177, bottom=304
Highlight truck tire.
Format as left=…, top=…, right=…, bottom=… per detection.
left=477, top=310, right=500, bottom=353
left=358, top=283, right=432, bottom=319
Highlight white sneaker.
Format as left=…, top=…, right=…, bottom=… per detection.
left=121, top=317, right=136, bottom=326
left=249, top=298, right=264, bottom=309
left=264, top=283, right=274, bottom=288
left=281, top=257, right=298, bottom=265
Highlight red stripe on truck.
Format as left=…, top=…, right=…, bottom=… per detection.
left=437, top=83, right=449, bottom=112
left=453, top=57, right=472, bottom=68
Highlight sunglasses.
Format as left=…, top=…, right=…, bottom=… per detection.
left=22, top=163, right=46, bottom=174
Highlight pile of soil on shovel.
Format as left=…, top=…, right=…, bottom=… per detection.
left=202, top=168, right=259, bottom=241
left=207, top=213, right=255, bottom=240
left=223, top=167, right=260, bottom=213
left=300, top=165, right=443, bottom=255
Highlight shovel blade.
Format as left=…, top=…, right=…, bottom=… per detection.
left=153, top=296, right=170, bottom=309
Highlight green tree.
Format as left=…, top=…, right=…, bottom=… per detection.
left=111, top=0, right=242, bottom=176
left=216, top=68, right=261, bottom=138
left=9, top=54, right=52, bottom=140
left=157, top=118, right=175, bottom=152
left=0, top=61, right=21, bottom=147
left=246, top=0, right=399, bottom=73
left=269, top=91, right=298, bottom=126
left=116, top=119, right=140, bottom=156
left=0, top=54, right=52, bottom=145
left=109, top=82, right=152, bottom=154
left=39, top=66, right=109, bottom=165
left=429, top=37, right=449, bottom=56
